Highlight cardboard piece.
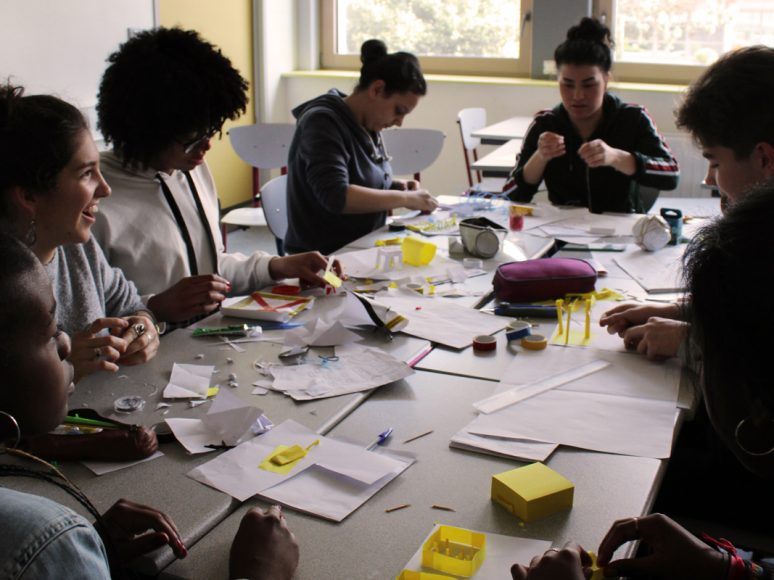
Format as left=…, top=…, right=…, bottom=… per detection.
left=491, top=462, right=574, bottom=522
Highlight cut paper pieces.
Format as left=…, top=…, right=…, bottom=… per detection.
left=82, top=451, right=163, bottom=476
left=163, top=363, right=215, bottom=399
left=166, top=389, right=273, bottom=454
left=221, top=291, right=314, bottom=322
left=283, top=319, right=361, bottom=347
left=449, top=429, right=558, bottom=463
left=267, top=343, right=413, bottom=401
left=551, top=297, right=593, bottom=346
left=370, top=291, right=508, bottom=349
left=338, top=246, right=462, bottom=282
left=347, top=292, right=409, bottom=333
left=400, top=524, right=550, bottom=580
left=187, top=419, right=414, bottom=521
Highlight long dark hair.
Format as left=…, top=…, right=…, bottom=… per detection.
left=0, top=84, right=87, bottom=219
left=355, top=39, right=427, bottom=96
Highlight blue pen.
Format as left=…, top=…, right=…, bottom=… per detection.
left=365, top=427, right=394, bottom=451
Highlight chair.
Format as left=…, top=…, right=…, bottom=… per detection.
left=381, top=128, right=445, bottom=182
left=259, top=174, right=289, bottom=256
left=457, top=108, right=508, bottom=193
left=220, top=123, right=295, bottom=249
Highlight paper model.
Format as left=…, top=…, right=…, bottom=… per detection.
left=396, top=570, right=454, bottom=580
left=421, top=525, right=486, bottom=578
left=221, top=291, right=314, bottom=322
left=491, top=462, right=574, bottom=522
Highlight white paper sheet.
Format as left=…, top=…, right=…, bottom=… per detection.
left=613, top=245, right=686, bottom=293
left=468, top=390, right=678, bottom=458
left=201, top=388, right=266, bottom=445
left=82, top=451, right=163, bottom=475
left=187, top=420, right=410, bottom=511
left=163, top=363, right=214, bottom=399
left=166, top=418, right=218, bottom=454
left=400, top=524, right=551, bottom=579
left=541, top=212, right=642, bottom=238
left=449, top=430, right=558, bottom=462
left=370, top=290, right=508, bottom=349
left=267, top=343, right=413, bottom=401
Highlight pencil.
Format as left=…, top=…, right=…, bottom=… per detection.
left=385, top=503, right=411, bottom=513
left=432, top=504, right=456, bottom=512
left=64, top=415, right=121, bottom=430
left=403, top=429, right=433, bottom=444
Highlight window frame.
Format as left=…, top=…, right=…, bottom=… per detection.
left=319, top=0, right=534, bottom=77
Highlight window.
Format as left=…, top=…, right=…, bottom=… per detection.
left=320, top=0, right=533, bottom=76
left=596, top=0, right=774, bottom=83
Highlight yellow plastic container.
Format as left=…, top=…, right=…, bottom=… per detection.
left=421, top=525, right=486, bottom=578
left=402, top=237, right=437, bottom=266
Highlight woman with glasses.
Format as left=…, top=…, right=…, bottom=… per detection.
left=94, top=28, right=338, bottom=327
left=284, top=39, right=439, bottom=255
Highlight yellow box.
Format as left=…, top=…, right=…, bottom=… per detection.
left=421, top=525, right=486, bottom=578
left=491, top=463, right=574, bottom=522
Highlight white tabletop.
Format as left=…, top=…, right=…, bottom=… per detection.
left=471, top=138, right=522, bottom=176
left=472, top=115, right=534, bottom=144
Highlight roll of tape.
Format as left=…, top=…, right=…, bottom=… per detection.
left=473, top=335, right=497, bottom=351
left=506, top=321, right=531, bottom=341
left=521, top=334, right=548, bottom=350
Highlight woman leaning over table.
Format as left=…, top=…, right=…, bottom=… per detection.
left=0, top=84, right=158, bottom=384
left=512, top=187, right=774, bottom=579
left=284, top=39, right=439, bottom=255
left=0, top=231, right=299, bottom=580
left=507, top=17, right=679, bottom=213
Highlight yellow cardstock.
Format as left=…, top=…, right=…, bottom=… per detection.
left=421, top=525, right=486, bottom=578
left=206, top=387, right=220, bottom=398
left=396, top=570, right=455, bottom=580
left=491, top=462, right=574, bottom=523
left=323, top=270, right=343, bottom=288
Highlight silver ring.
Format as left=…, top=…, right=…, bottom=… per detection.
left=93, top=347, right=101, bottom=359
left=133, top=322, right=146, bottom=338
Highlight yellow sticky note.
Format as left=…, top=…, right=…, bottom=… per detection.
left=323, top=270, right=343, bottom=288
left=206, top=387, right=219, bottom=398
left=259, top=440, right=319, bottom=474
left=491, top=463, right=574, bottom=522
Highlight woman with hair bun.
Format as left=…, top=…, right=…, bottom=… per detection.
left=508, top=18, right=679, bottom=213
left=285, top=39, right=438, bottom=254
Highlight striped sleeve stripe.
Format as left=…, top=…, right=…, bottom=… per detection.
left=645, top=158, right=680, bottom=176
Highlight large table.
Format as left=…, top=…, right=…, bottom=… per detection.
left=9, top=197, right=713, bottom=579
left=471, top=138, right=522, bottom=177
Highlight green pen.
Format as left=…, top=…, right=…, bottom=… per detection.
left=64, top=415, right=122, bottom=430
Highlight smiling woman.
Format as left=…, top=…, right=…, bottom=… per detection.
left=0, top=84, right=159, bottom=385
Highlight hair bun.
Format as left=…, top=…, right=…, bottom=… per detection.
left=0, top=84, right=24, bottom=127
left=567, top=17, right=611, bottom=47
left=360, top=39, right=388, bottom=65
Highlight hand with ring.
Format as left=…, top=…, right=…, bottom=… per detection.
left=511, top=543, right=591, bottom=580
left=69, top=317, right=132, bottom=382
left=597, top=513, right=725, bottom=579
left=115, top=313, right=159, bottom=366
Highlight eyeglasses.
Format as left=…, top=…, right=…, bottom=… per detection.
left=179, top=130, right=217, bottom=154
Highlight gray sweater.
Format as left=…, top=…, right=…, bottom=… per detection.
left=45, top=236, right=145, bottom=334
left=284, top=89, right=393, bottom=254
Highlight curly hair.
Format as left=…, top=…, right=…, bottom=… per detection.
left=676, top=46, right=774, bottom=159
left=97, top=27, right=249, bottom=169
left=0, top=84, right=87, bottom=217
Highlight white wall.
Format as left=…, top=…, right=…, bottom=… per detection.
left=281, top=74, right=705, bottom=198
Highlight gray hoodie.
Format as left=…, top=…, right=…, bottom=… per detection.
left=285, top=89, right=393, bottom=254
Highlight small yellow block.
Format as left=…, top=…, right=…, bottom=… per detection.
left=322, top=270, right=343, bottom=288
left=491, top=462, right=574, bottom=522
left=421, top=525, right=486, bottom=578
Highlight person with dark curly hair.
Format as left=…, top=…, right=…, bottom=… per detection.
left=507, top=17, right=679, bottom=213
left=94, top=27, right=338, bottom=326
left=284, top=39, right=438, bottom=255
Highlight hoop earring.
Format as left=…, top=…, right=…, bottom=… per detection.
left=0, top=410, right=21, bottom=453
left=25, top=219, right=36, bottom=246
left=734, top=417, right=774, bottom=457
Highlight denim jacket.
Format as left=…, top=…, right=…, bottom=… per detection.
left=0, top=487, right=110, bottom=579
